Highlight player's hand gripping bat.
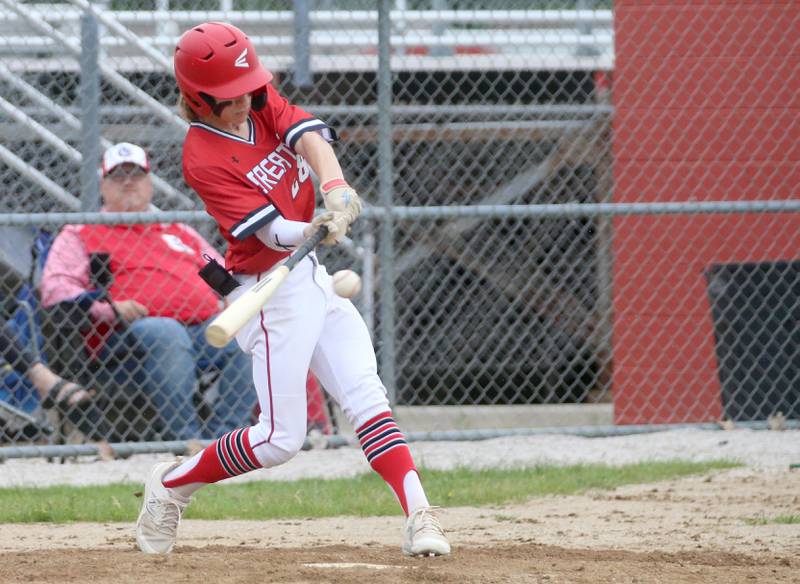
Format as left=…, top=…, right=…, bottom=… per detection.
left=204, top=226, right=328, bottom=348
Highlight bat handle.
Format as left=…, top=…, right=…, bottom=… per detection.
left=284, top=224, right=328, bottom=271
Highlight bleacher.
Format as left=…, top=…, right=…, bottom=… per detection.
left=0, top=5, right=614, bottom=211
left=0, top=6, right=613, bottom=72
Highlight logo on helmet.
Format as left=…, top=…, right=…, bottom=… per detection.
left=234, top=48, right=249, bottom=69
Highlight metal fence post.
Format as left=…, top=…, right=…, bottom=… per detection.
left=377, top=0, right=396, bottom=404
left=361, top=225, right=376, bottom=340
left=576, top=0, right=599, bottom=56
left=79, top=9, right=101, bottom=212
left=293, top=0, right=312, bottom=88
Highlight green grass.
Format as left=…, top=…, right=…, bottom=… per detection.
left=744, top=515, right=800, bottom=526
left=0, top=460, right=737, bottom=524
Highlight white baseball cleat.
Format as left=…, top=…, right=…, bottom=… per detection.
left=136, top=461, right=191, bottom=554
left=402, top=507, right=451, bottom=557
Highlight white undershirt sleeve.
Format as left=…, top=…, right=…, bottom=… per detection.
left=255, top=215, right=309, bottom=251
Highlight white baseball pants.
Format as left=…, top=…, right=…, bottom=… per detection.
left=228, top=253, right=390, bottom=468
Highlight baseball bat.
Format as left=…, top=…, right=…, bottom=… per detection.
left=205, top=226, right=328, bottom=348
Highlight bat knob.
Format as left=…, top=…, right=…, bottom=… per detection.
left=205, top=325, right=231, bottom=348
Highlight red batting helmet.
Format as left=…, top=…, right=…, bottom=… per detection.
left=174, top=22, right=273, bottom=117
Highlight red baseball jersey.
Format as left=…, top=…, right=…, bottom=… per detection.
left=182, top=84, right=336, bottom=274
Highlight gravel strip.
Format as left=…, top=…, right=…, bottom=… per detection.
left=0, top=428, right=797, bottom=488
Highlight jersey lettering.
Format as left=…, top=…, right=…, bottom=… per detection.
left=297, top=156, right=310, bottom=183
left=290, top=156, right=311, bottom=199
left=245, top=144, right=297, bottom=196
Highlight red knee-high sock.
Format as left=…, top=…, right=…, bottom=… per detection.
left=163, top=427, right=260, bottom=488
left=356, top=411, right=418, bottom=515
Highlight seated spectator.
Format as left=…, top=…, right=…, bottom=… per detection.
left=0, top=316, right=113, bottom=458
left=41, top=143, right=253, bottom=441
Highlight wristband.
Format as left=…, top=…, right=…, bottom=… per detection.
left=321, top=178, right=348, bottom=192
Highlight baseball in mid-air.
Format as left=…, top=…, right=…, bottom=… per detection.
left=332, top=269, right=362, bottom=298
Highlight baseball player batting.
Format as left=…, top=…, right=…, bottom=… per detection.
left=134, top=22, right=450, bottom=558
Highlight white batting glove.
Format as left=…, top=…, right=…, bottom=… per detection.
left=304, top=211, right=349, bottom=246
left=321, top=179, right=362, bottom=224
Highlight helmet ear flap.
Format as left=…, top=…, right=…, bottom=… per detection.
left=185, top=93, right=203, bottom=110
left=251, top=89, right=267, bottom=111
left=199, top=92, right=235, bottom=117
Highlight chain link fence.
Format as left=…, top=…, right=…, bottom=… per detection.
left=0, top=1, right=797, bottom=453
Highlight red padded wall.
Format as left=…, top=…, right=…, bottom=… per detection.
left=611, top=1, right=800, bottom=423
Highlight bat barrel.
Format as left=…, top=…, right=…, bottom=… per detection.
left=205, top=321, right=236, bottom=348
left=204, top=265, right=291, bottom=347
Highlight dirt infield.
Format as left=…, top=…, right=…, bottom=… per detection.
left=2, top=467, right=798, bottom=584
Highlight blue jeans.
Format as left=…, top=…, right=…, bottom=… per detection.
left=105, top=317, right=253, bottom=440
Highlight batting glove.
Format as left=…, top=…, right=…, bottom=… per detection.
left=305, top=211, right=349, bottom=246
left=321, top=179, right=362, bottom=224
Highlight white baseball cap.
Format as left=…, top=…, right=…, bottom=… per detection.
left=101, top=142, right=150, bottom=177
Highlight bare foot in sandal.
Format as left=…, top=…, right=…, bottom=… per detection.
left=27, top=362, right=90, bottom=405
left=27, top=362, right=114, bottom=452
left=41, top=379, right=94, bottom=411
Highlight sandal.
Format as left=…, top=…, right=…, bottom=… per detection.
left=42, top=379, right=113, bottom=444
left=41, top=379, right=91, bottom=411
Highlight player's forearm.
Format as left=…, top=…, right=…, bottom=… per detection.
left=294, top=131, right=362, bottom=227
left=255, top=215, right=309, bottom=251
left=295, top=131, right=344, bottom=184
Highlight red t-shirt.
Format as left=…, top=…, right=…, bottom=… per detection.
left=182, top=84, right=336, bottom=274
left=76, top=222, right=221, bottom=325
